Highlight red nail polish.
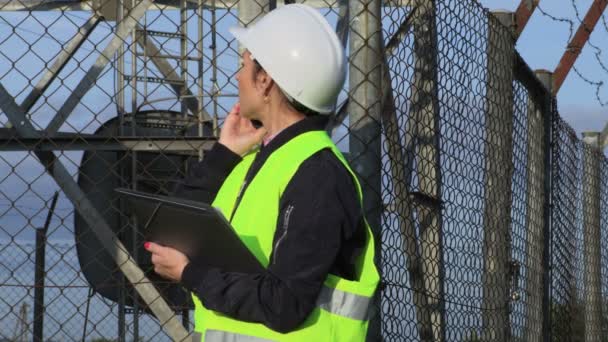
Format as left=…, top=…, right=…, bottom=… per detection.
left=144, top=242, right=150, bottom=249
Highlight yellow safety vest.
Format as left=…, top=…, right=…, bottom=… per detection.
left=191, top=130, right=379, bottom=341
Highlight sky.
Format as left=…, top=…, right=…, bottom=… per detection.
left=479, top=0, right=608, bottom=140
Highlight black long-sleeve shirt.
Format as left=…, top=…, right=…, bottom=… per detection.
left=175, top=115, right=367, bottom=333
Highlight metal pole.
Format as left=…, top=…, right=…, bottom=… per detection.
left=45, top=0, right=153, bottom=134
left=197, top=0, right=205, bottom=151
left=349, top=0, right=383, bottom=340
left=535, top=69, right=553, bottom=342
left=20, top=16, right=100, bottom=113
left=33, top=228, right=46, bottom=342
left=481, top=10, right=516, bottom=342
left=129, top=1, right=140, bottom=338
left=408, top=1, right=445, bottom=340
left=552, top=0, right=608, bottom=95
left=380, top=7, right=438, bottom=340
left=523, top=76, right=546, bottom=342
left=33, top=192, right=59, bottom=342
left=211, top=0, right=219, bottom=137
left=581, top=132, right=603, bottom=342
left=180, top=0, right=188, bottom=119
left=134, top=31, right=212, bottom=123
left=514, top=0, right=539, bottom=38
left=116, top=1, right=127, bottom=341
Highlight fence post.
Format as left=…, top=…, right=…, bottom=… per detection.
left=482, top=10, right=515, bottom=342
left=523, top=78, right=545, bottom=342
left=380, top=8, right=438, bottom=341
left=407, top=1, right=446, bottom=340
left=534, top=70, right=554, bottom=342
left=581, top=132, right=603, bottom=342
left=519, top=70, right=552, bottom=342
left=33, top=192, right=59, bottom=342
left=348, top=0, right=383, bottom=340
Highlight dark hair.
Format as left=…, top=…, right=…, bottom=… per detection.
left=252, top=59, right=320, bottom=117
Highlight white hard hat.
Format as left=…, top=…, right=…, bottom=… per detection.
left=229, top=4, right=346, bottom=114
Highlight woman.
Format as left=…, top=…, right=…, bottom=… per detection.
left=145, top=4, right=379, bottom=341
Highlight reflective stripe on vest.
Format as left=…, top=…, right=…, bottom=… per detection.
left=316, top=285, right=372, bottom=321
left=205, top=330, right=275, bottom=342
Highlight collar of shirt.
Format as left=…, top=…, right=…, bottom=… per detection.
left=262, top=130, right=283, bottom=147
left=257, top=115, right=329, bottom=158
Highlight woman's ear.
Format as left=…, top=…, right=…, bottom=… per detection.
left=256, top=70, right=274, bottom=98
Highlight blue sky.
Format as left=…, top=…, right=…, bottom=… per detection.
left=479, top=0, right=608, bottom=138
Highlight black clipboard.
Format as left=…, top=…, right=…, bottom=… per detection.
left=115, top=188, right=264, bottom=274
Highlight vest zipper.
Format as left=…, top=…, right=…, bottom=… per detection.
left=228, top=180, right=247, bottom=223
left=272, top=204, right=294, bottom=264
left=228, top=151, right=262, bottom=223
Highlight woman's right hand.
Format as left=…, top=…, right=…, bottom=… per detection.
left=218, top=103, right=267, bottom=156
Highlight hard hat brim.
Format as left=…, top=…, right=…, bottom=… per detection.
left=229, top=26, right=249, bottom=51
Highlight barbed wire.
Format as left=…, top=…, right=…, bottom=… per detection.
left=536, top=1, right=608, bottom=107
left=570, top=0, right=608, bottom=106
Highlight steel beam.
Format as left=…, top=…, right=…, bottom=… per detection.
left=0, top=83, right=190, bottom=341
left=134, top=28, right=212, bottom=122
left=553, top=0, right=608, bottom=95
left=514, top=0, right=539, bottom=37
left=21, top=16, right=100, bottom=113
left=45, top=0, right=153, bottom=134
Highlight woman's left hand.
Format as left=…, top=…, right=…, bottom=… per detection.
left=145, top=242, right=189, bottom=282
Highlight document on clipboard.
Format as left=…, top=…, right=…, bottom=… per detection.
left=115, top=188, right=264, bottom=274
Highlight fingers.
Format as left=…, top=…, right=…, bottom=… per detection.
left=145, top=241, right=171, bottom=278
left=145, top=241, right=188, bottom=281
left=226, top=102, right=241, bottom=121
left=253, top=126, right=268, bottom=141
left=238, top=116, right=254, bottom=132
left=144, top=241, right=163, bottom=255
left=146, top=242, right=165, bottom=267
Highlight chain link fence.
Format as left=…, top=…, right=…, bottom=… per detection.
left=550, top=115, right=608, bottom=342
left=0, top=0, right=606, bottom=341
